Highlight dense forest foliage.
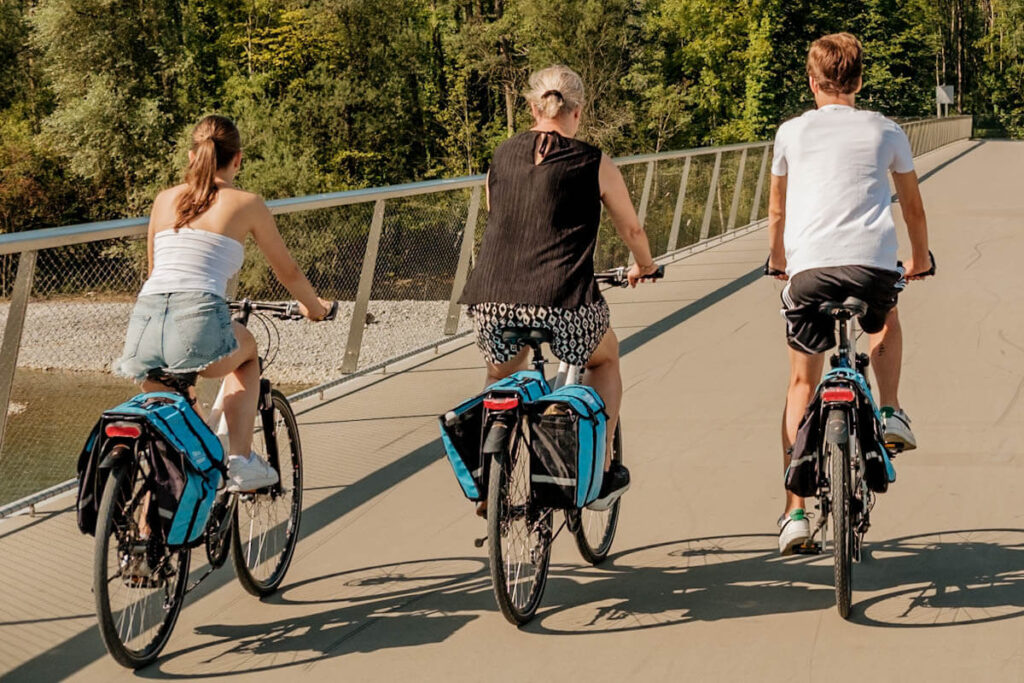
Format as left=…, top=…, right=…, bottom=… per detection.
left=0, top=0, right=1021, bottom=234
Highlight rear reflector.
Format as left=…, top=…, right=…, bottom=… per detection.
left=483, top=396, right=519, bottom=411
left=105, top=422, right=142, bottom=438
left=821, top=388, right=856, bottom=403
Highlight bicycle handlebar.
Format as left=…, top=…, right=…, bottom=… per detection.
left=763, top=251, right=937, bottom=280
left=594, top=264, right=666, bottom=287
left=229, top=299, right=340, bottom=321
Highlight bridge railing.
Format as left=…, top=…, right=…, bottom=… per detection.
left=0, top=115, right=971, bottom=513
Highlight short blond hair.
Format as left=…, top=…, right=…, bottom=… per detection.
left=526, top=65, right=585, bottom=119
left=807, top=33, right=863, bottom=95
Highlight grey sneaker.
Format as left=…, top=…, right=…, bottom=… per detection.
left=778, top=509, right=810, bottom=555
left=881, top=407, right=917, bottom=451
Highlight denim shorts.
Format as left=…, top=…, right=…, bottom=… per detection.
left=113, top=292, right=238, bottom=381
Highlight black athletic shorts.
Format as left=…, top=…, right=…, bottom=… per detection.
left=781, top=265, right=905, bottom=354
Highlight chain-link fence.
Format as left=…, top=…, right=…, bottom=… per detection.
left=0, top=117, right=973, bottom=510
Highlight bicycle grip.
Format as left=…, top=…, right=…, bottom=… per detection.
left=763, top=257, right=785, bottom=277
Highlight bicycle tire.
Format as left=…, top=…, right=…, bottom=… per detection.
left=232, top=389, right=303, bottom=596
left=826, top=408, right=853, bottom=618
left=94, top=455, right=190, bottom=669
left=487, top=415, right=552, bottom=625
left=571, top=422, right=622, bottom=565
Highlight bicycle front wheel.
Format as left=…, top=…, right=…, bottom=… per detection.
left=826, top=408, right=853, bottom=618
left=487, top=415, right=552, bottom=625
left=94, top=453, right=190, bottom=669
left=232, top=389, right=303, bottom=596
left=572, top=422, right=622, bottom=565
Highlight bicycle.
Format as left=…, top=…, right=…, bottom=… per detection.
left=479, top=265, right=664, bottom=625
left=92, top=298, right=336, bottom=668
left=764, top=256, right=934, bottom=618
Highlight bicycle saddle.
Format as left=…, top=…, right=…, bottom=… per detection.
left=500, top=327, right=552, bottom=347
left=819, top=297, right=868, bottom=320
left=145, top=369, right=199, bottom=394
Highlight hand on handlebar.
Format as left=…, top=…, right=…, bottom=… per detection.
left=299, top=298, right=334, bottom=321
left=904, top=251, right=936, bottom=281
left=627, top=261, right=661, bottom=288
left=764, top=255, right=788, bottom=280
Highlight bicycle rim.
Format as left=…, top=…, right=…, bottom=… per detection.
left=827, top=408, right=853, bottom=619
left=488, top=417, right=552, bottom=625
left=94, top=457, right=190, bottom=669
left=232, top=390, right=303, bottom=596
left=573, top=422, right=622, bottom=564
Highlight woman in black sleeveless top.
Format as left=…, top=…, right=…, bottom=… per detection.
left=460, top=65, right=658, bottom=508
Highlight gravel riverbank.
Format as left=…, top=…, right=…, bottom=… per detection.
left=1, top=300, right=472, bottom=385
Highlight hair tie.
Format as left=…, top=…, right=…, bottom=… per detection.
left=541, top=89, right=564, bottom=101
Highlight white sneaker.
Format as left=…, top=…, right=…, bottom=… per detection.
left=778, top=509, right=810, bottom=555
left=226, top=453, right=279, bottom=492
left=882, top=407, right=917, bottom=451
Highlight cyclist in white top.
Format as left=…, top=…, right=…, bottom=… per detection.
left=114, top=115, right=331, bottom=491
left=766, top=33, right=930, bottom=554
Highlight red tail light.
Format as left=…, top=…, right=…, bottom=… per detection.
left=483, top=396, right=519, bottom=411
left=105, top=422, right=142, bottom=438
left=821, top=388, right=856, bottom=403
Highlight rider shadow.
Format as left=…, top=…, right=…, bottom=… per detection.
left=529, top=528, right=1024, bottom=634
left=140, top=557, right=496, bottom=679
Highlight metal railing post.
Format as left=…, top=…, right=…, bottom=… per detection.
left=636, top=160, right=656, bottom=229
left=726, top=149, right=748, bottom=231
left=341, top=200, right=386, bottom=373
left=700, top=151, right=723, bottom=241
left=667, top=156, right=692, bottom=252
left=0, top=251, right=37, bottom=458
left=443, top=186, right=482, bottom=336
left=749, top=144, right=770, bottom=224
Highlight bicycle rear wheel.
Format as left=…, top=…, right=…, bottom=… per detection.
left=571, top=422, right=622, bottom=565
left=94, top=453, right=190, bottom=669
left=487, top=415, right=552, bottom=625
left=232, top=389, right=303, bottom=596
left=826, top=408, right=853, bottom=618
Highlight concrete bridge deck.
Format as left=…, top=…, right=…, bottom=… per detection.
left=1, top=139, right=1022, bottom=681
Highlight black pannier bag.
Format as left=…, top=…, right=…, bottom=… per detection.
left=439, top=371, right=550, bottom=501
left=526, top=385, right=608, bottom=509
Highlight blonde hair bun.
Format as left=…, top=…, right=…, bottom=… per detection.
left=527, top=65, right=585, bottom=119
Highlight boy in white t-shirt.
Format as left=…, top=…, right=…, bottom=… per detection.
left=767, top=33, right=931, bottom=554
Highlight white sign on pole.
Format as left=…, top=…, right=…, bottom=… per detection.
left=936, top=85, right=954, bottom=105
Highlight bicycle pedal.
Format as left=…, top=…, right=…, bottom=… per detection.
left=792, top=541, right=822, bottom=555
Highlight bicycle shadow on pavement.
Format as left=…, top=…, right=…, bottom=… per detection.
left=136, top=557, right=496, bottom=679
left=136, top=528, right=1024, bottom=678
left=529, top=528, right=1024, bottom=635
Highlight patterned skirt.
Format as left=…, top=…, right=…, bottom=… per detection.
left=467, top=300, right=611, bottom=367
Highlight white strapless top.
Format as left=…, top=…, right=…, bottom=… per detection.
left=139, top=228, right=245, bottom=298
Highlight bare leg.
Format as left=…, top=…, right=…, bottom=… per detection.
left=783, top=347, right=825, bottom=513
left=484, top=347, right=531, bottom=387
left=869, top=308, right=902, bottom=409
left=200, top=322, right=259, bottom=455
left=584, top=330, right=621, bottom=471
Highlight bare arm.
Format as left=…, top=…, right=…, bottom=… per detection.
left=248, top=199, right=329, bottom=319
left=767, top=174, right=787, bottom=279
left=891, top=170, right=930, bottom=278
left=598, top=154, right=657, bottom=285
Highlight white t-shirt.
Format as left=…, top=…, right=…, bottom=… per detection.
left=771, top=105, right=914, bottom=276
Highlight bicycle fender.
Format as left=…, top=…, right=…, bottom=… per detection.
left=98, top=442, right=133, bottom=469
left=824, top=411, right=850, bottom=444
left=482, top=421, right=510, bottom=455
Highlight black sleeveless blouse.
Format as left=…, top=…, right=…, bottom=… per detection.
left=459, top=130, right=604, bottom=309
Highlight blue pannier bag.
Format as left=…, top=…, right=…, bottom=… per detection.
left=438, top=370, right=550, bottom=501
left=77, top=392, right=226, bottom=547
left=527, top=385, right=608, bottom=508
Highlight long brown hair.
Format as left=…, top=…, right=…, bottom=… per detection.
left=174, top=115, right=242, bottom=229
